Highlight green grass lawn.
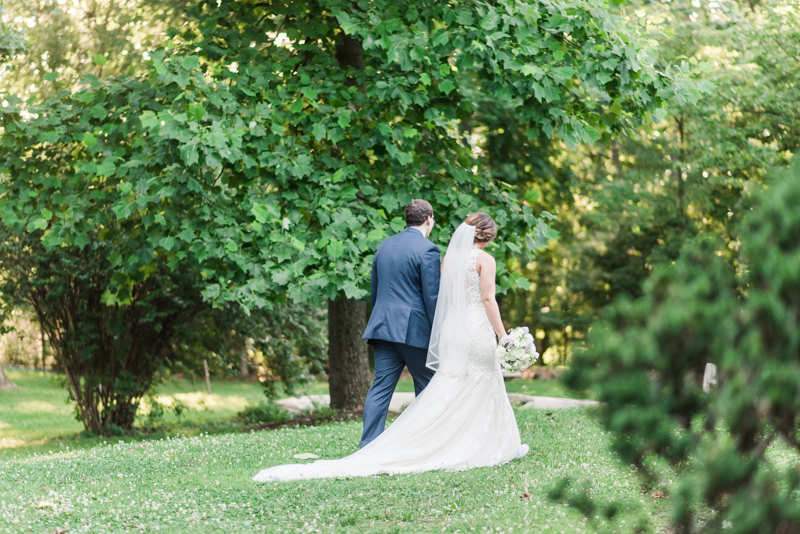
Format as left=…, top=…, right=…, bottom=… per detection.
left=0, top=369, right=584, bottom=450
left=0, top=370, right=83, bottom=447
left=0, top=408, right=672, bottom=533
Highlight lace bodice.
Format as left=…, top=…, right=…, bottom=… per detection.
left=466, top=248, right=483, bottom=307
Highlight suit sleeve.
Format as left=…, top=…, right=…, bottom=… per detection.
left=370, top=252, right=379, bottom=306
left=420, top=246, right=441, bottom=324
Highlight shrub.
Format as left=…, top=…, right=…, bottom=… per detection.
left=237, top=402, right=293, bottom=426
left=560, top=159, right=800, bottom=532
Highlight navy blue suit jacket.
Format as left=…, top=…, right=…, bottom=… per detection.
left=362, top=227, right=441, bottom=349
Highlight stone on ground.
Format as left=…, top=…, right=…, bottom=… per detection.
left=276, top=391, right=597, bottom=415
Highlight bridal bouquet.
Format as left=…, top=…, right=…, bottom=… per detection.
left=496, top=327, right=539, bottom=373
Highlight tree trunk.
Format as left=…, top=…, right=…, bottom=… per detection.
left=39, top=321, right=47, bottom=369
left=327, top=298, right=370, bottom=410
left=327, top=27, right=370, bottom=410
left=0, top=361, right=17, bottom=391
left=335, top=33, right=365, bottom=73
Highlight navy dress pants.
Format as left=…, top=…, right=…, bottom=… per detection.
left=360, top=340, right=435, bottom=448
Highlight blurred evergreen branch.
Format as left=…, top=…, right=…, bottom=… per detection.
left=559, top=157, right=800, bottom=532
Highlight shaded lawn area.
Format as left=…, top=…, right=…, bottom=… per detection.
left=0, top=370, right=82, bottom=448
left=0, top=408, right=671, bottom=534
left=0, top=369, right=583, bottom=450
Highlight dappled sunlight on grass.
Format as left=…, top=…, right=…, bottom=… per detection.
left=11, top=400, right=62, bottom=413
left=1, top=369, right=586, bottom=452
left=0, top=437, right=33, bottom=448
left=0, top=369, right=82, bottom=447
left=165, top=392, right=251, bottom=411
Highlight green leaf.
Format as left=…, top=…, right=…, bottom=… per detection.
left=179, top=228, right=195, bottom=242
left=271, top=270, right=291, bottom=285
left=525, top=189, right=540, bottom=204
left=91, top=105, right=107, bottom=119
left=403, top=128, right=418, bottom=138
left=506, top=241, right=522, bottom=253
left=455, top=11, right=474, bottom=25
left=182, top=55, right=200, bottom=70
left=41, top=209, right=53, bottom=221
left=327, top=240, right=344, bottom=258
left=74, top=232, right=90, bottom=249
left=540, top=211, right=558, bottom=221
left=481, top=11, right=500, bottom=31
left=390, top=217, right=406, bottom=233
left=367, top=228, right=386, bottom=242
left=226, top=240, right=238, bottom=253
left=140, top=110, right=159, bottom=129
left=432, top=31, right=449, bottom=47
left=96, top=159, right=116, bottom=177
left=515, top=277, right=531, bottom=290
left=419, top=73, right=431, bottom=86
left=521, top=64, right=542, bottom=78
left=394, top=150, right=413, bottom=165
left=342, top=281, right=364, bottom=299
left=43, top=71, right=59, bottom=82
left=252, top=205, right=268, bottom=224
left=187, top=103, right=205, bottom=122
left=551, top=67, right=576, bottom=83
left=337, top=110, right=352, bottom=129
left=302, top=86, right=318, bottom=100
left=92, top=54, right=107, bottom=66
left=82, top=132, right=98, bottom=148
left=180, top=143, right=199, bottom=166
left=439, top=80, right=456, bottom=95
left=312, top=122, right=327, bottom=141
left=252, top=202, right=280, bottom=224
left=159, top=236, right=175, bottom=251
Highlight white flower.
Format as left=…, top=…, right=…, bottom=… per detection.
left=496, top=326, right=539, bottom=372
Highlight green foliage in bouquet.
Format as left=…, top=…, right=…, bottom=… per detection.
left=558, top=158, right=800, bottom=532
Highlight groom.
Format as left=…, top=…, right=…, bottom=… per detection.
left=360, top=199, right=440, bottom=447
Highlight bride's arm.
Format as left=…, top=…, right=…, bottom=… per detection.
left=477, top=252, right=507, bottom=340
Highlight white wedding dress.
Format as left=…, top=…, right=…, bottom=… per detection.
left=253, top=228, right=521, bottom=483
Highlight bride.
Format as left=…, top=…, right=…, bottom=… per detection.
left=253, top=212, right=527, bottom=482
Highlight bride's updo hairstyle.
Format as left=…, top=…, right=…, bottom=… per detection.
left=465, top=212, right=497, bottom=243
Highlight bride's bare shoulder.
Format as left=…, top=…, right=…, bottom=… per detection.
left=477, top=249, right=494, bottom=260
left=476, top=249, right=496, bottom=270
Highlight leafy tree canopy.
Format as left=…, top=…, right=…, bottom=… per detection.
left=0, top=0, right=706, bottom=312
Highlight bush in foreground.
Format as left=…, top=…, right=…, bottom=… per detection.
left=562, top=159, right=800, bottom=532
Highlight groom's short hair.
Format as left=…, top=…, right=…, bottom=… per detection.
left=405, top=199, right=433, bottom=227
